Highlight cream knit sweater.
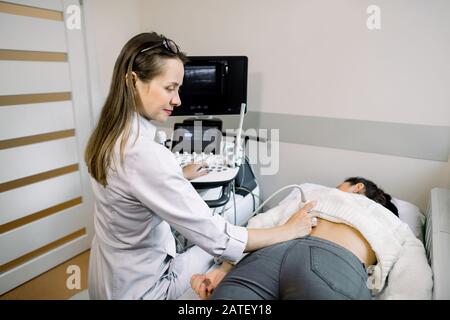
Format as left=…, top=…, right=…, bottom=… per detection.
left=247, top=187, right=432, bottom=299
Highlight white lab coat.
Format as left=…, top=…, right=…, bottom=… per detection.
left=88, top=113, right=248, bottom=300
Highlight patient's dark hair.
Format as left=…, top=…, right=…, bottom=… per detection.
left=345, top=177, right=399, bottom=217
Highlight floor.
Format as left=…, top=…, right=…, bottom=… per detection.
left=0, top=250, right=90, bottom=300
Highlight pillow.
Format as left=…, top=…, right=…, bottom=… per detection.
left=278, top=183, right=426, bottom=242
left=391, top=198, right=426, bottom=242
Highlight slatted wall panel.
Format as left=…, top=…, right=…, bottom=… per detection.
left=0, top=0, right=94, bottom=295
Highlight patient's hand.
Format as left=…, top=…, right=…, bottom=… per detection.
left=190, top=262, right=234, bottom=299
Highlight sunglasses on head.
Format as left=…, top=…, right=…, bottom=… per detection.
left=140, top=38, right=179, bottom=54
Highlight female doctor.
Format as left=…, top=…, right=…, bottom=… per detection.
left=85, top=32, right=316, bottom=300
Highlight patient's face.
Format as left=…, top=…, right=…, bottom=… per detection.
left=337, top=182, right=352, bottom=192
left=337, top=182, right=365, bottom=194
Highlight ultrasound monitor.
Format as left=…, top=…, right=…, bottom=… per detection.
left=173, top=56, right=248, bottom=116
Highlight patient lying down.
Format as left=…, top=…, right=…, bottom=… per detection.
left=190, top=177, right=432, bottom=300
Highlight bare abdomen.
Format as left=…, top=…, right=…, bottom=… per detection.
left=309, top=218, right=377, bottom=267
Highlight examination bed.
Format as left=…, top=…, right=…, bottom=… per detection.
left=179, top=183, right=450, bottom=300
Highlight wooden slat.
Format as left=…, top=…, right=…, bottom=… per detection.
left=0, top=129, right=75, bottom=150
left=0, top=92, right=71, bottom=106
left=0, top=60, right=71, bottom=96
left=0, top=12, right=67, bottom=52
left=0, top=234, right=89, bottom=295
left=0, top=197, right=82, bottom=234
left=1, top=0, right=63, bottom=11
left=0, top=137, right=79, bottom=183
left=0, top=101, right=74, bottom=141
left=0, top=205, right=87, bottom=265
left=0, top=164, right=79, bottom=192
left=0, top=228, right=86, bottom=274
left=0, top=1, right=63, bottom=21
left=0, top=172, right=82, bottom=225
left=0, top=49, right=67, bottom=62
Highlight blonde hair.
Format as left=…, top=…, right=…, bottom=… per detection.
left=85, top=32, right=187, bottom=186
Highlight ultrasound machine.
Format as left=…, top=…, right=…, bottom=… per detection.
left=159, top=56, right=261, bottom=252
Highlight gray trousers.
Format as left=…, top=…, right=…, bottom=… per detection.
left=211, top=236, right=372, bottom=300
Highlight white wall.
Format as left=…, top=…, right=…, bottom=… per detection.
left=137, top=0, right=449, bottom=210
left=139, top=0, right=450, bottom=126
left=84, top=0, right=450, bottom=211
left=252, top=142, right=448, bottom=211
left=83, top=0, right=142, bottom=119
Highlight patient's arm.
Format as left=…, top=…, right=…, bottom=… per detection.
left=190, top=262, right=234, bottom=299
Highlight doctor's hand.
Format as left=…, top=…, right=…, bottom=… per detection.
left=283, top=201, right=318, bottom=239
left=182, top=162, right=209, bottom=181
left=190, top=262, right=233, bottom=300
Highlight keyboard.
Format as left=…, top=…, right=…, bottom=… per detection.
left=174, top=152, right=239, bottom=185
